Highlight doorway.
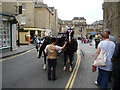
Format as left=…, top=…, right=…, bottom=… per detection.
left=30, top=31, right=35, bottom=44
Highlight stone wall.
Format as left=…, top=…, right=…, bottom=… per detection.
left=35, top=6, right=58, bottom=36
left=35, top=7, right=50, bottom=29
left=2, top=2, right=17, bottom=15
left=103, top=2, right=120, bottom=42
left=18, top=2, right=35, bottom=27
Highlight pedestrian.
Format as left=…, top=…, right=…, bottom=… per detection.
left=95, top=34, right=100, bottom=49
left=104, top=29, right=116, bottom=82
left=81, top=36, right=84, bottom=43
left=93, top=33, right=115, bottom=89
left=104, top=29, right=116, bottom=43
left=89, top=34, right=93, bottom=45
left=44, top=37, right=67, bottom=81
left=35, top=35, right=40, bottom=52
left=111, top=35, right=120, bottom=90
left=38, top=36, right=51, bottom=70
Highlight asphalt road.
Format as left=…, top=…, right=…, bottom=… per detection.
left=2, top=40, right=113, bottom=89
left=2, top=48, right=77, bottom=88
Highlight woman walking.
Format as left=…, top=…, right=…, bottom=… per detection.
left=93, top=33, right=115, bottom=89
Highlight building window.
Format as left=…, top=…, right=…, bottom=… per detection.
left=22, top=3, right=26, bottom=10
left=0, top=22, right=10, bottom=49
left=21, top=16, right=26, bottom=25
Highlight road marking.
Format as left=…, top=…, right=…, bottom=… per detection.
left=65, top=55, right=78, bottom=89
left=69, top=51, right=81, bottom=89
left=0, top=48, right=35, bottom=62
left=65, top=49, right=81, bottom=90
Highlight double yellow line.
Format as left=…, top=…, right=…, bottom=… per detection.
left=65, top=49, right=81, bottom=90
left=0, top=48, right=35, bottom=62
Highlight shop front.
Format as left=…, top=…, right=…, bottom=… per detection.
left=0, top=14, right=17, bottom=51
left=19, top=28, right=46, bottom=44
left=0, top=20, right=11, bottom=50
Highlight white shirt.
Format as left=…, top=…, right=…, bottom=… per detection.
left=44, top=44, right=62, bottom=53
left=98, top=40, right=115, bottom=71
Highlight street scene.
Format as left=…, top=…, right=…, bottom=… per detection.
left=0, top=0, right=120, bottom=90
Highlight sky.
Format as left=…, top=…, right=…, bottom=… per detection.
left=44, top=0, right=104, bottom=24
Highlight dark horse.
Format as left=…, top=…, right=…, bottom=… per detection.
left=63, top=27, right=78, bottom=72
left=38, top=28, right=77, bottom=72
left=37, top=36, right=65, bottom=70
left=38, top=36, right=52, bottom=70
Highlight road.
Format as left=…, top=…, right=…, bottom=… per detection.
left=2, top=46, right=77, bottom=88
left=2, top=40, right=112, bottom=89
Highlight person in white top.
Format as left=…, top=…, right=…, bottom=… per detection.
left=93, top=33, right=115, bottom=89
left=104, top=29, right=116, bottom=43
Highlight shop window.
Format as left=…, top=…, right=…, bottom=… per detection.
left=0, top=22, right=10, bottom=49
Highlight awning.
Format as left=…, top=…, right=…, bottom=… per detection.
left=24, top=28, right=46, bottom=31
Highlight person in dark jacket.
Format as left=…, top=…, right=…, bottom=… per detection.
left=112, top=35, right=120, bottom=90
left=38, top=37, right=51, bottom=70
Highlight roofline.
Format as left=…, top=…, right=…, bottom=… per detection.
left=34, top=4, right=54, bottom=15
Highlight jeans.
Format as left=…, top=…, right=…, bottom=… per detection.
left=97, top=68, right=112, bottom=90
left=48, top=59, right=57, bottom=80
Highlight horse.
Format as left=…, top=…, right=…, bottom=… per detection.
left=38, top=36, right=52, bottom=70
left=63, top=27, right=78, bottom=72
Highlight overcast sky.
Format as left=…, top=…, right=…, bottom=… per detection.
left=44, top=0, right=104, bottom=24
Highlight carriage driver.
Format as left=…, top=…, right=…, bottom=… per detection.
left=44, top=37, right=67, bottom=81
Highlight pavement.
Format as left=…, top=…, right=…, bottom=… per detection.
left=73, top=40, right=113, bottom=89
left=1, top=44, right=35, bottom=59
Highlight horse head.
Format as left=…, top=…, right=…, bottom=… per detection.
left=66, top=27, right=74, bottom=43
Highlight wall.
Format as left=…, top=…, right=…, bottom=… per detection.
left=35, top=7, right=50, bottom=29
left=2, top=2, right=17, bottom=15
left=18, top=2, right=35, bottom=27
left=103, top=2, right=120, bottom=42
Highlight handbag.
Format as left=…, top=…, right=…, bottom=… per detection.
left=93, top=49, right=107, bottom=67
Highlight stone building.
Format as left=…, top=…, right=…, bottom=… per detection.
left=103, top=1, right=120, bottom=42
left=35, top=4, right=58, bottom=36
left=17, top=0, right=58, bottom=44
left=17, top=1, right=36, bottom=44
left=91, top=20, right=103, bottom=34
left=85, top=24, right=95, bottom=35
left=49, top=7, right=58, bottom=36
left=0, top=2, right=18, bottom=51
left=72, top=17, right=87, bottom=38
left=58, top=19, right=66, bottom=34
left=58, top=17, right=87, bottom=38
left=58, top=17, right=103, bottom=38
